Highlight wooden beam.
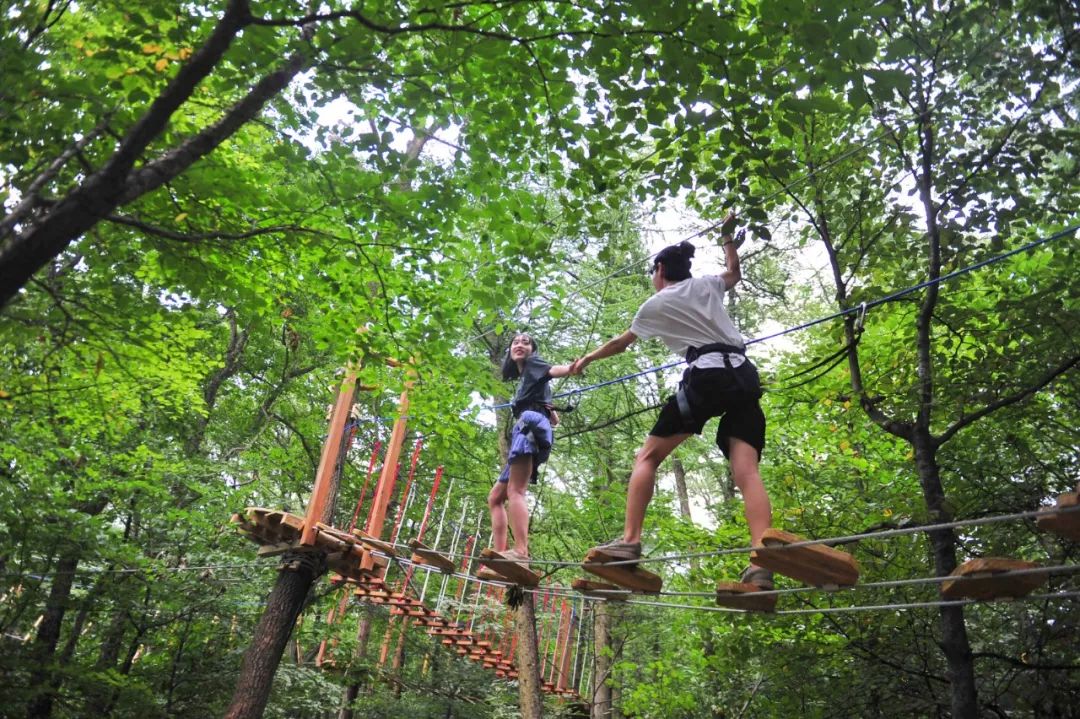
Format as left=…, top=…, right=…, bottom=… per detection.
left=361, top=386, right=411, bottom=571
left=300, top=372, right=359, bottom=546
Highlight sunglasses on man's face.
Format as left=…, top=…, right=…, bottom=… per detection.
left=647, top=264, right=658, bottom=276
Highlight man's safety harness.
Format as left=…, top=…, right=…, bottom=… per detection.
left=675, top=343, right=748, bottom=424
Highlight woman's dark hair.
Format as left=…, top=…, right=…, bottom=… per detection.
left=653, top=241, right=695, bottom=281
left=501, top=333, right=538, bottom=380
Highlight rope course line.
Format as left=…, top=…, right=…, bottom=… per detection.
left=483, top=222, right=1078, bottom=411
left=21, top=504, right=1072, bottom=581
left=582, top=563, right=1080, bottom=600
left=362, top=553, right=1080, bottom=619
left=624, top=590, right=1080, bottom=616
left=364, top=503, right=1080, bottom=570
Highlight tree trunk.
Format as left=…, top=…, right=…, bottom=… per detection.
left=591, top=602, right=612, bottom=719
left=670, top=458, right=692, bottom=520
left=26, top=551, right=79, bottom=719
left=913, top=432, right=977, bottom=718
left=391, top=620, right=407, bottom=698
left=223, top=557, right=323, bottom=719
left=83, top=604, right=131, bottom=715
left=515, top=594, right=544, bottom=719
left=338, top=609, right=374, bottom=719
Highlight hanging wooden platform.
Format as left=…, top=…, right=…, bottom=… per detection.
left=941, top=558, right=1047, bottom=600
left=582, top=548, right=662, bottom=593
left=571, top=578, right=629, bottom=601
left=1036, top=487, right=1080, bottom=542
left=714, top=581, right=777, bottom=612
left=231, top=508, right=381, bottom=582
left=750, top=529, right=860, bottom=588
left=479, top=548, right=540, bottom=586
left=409, top=539, right=457, bottom=572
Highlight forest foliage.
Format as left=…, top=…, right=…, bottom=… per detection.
left=1, top=0, right=1078, bottom=717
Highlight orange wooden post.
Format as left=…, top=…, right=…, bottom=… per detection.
left=300, top=371, right=359, bottom=546
left=316, top=443, right=384, bottom=668
left=361, top=385, right=411, bottom=572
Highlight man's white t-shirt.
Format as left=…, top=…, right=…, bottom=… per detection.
left=630, top=276, right=746, bottom=369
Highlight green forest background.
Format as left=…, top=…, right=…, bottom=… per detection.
left=1, top=0, right=1077, bottom=717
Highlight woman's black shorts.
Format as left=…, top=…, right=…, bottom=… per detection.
left=649, top=362, right=766, bottom=459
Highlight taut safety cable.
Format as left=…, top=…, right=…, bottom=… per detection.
left=484, top=223, right=1078, bottom=411
left=368, top=503, right=1080, bottom=571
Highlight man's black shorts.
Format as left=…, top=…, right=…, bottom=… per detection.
left=649, top=363, right=766, bottom=459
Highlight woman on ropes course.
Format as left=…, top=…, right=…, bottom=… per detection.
left=480, top=333, right=573, bottom=580
left=569, top=212, right=775, bottom=589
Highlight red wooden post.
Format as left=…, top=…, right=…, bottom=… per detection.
left=389, top=438, right=423, bottom=544
left=403, top=466, right=444, bottom=587
left=347, top=441, right=383, bottom=532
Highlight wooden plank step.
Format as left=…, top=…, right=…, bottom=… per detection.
left=751, top=529, right=860, bottom=588
left=248, top=507, right=304, bottom=536
left=316, top=522, right=362, bottom=546
left=390, top=607, right=436, bottom=618
left=351, top=530, right=398, bottom=557
left=1036, top=487, right=1080, bottom=542
left=941, top=558, right=1047, bottom=600
left=582, top=549, right=662, bottom=593
left=479, top=548, right=540, bottom=587
left=571, top=578, right=629, bottom=601
left=256, top=541, right=299, bottom=557
left=715, top=581, right=777, bottom=613
left=410, top=540, right=457, bottom=573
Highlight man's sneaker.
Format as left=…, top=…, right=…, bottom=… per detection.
left=590, top=539, right=642, bottom=562
left=740, top=566, right=774, bottom=591
left=504, top=548, right=530, bottom=569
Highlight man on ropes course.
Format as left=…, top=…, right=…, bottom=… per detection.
left=570, top=212, right=775, bottom=590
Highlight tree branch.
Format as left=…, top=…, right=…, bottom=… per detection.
left=935, top=354, right=1080, bottom=448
